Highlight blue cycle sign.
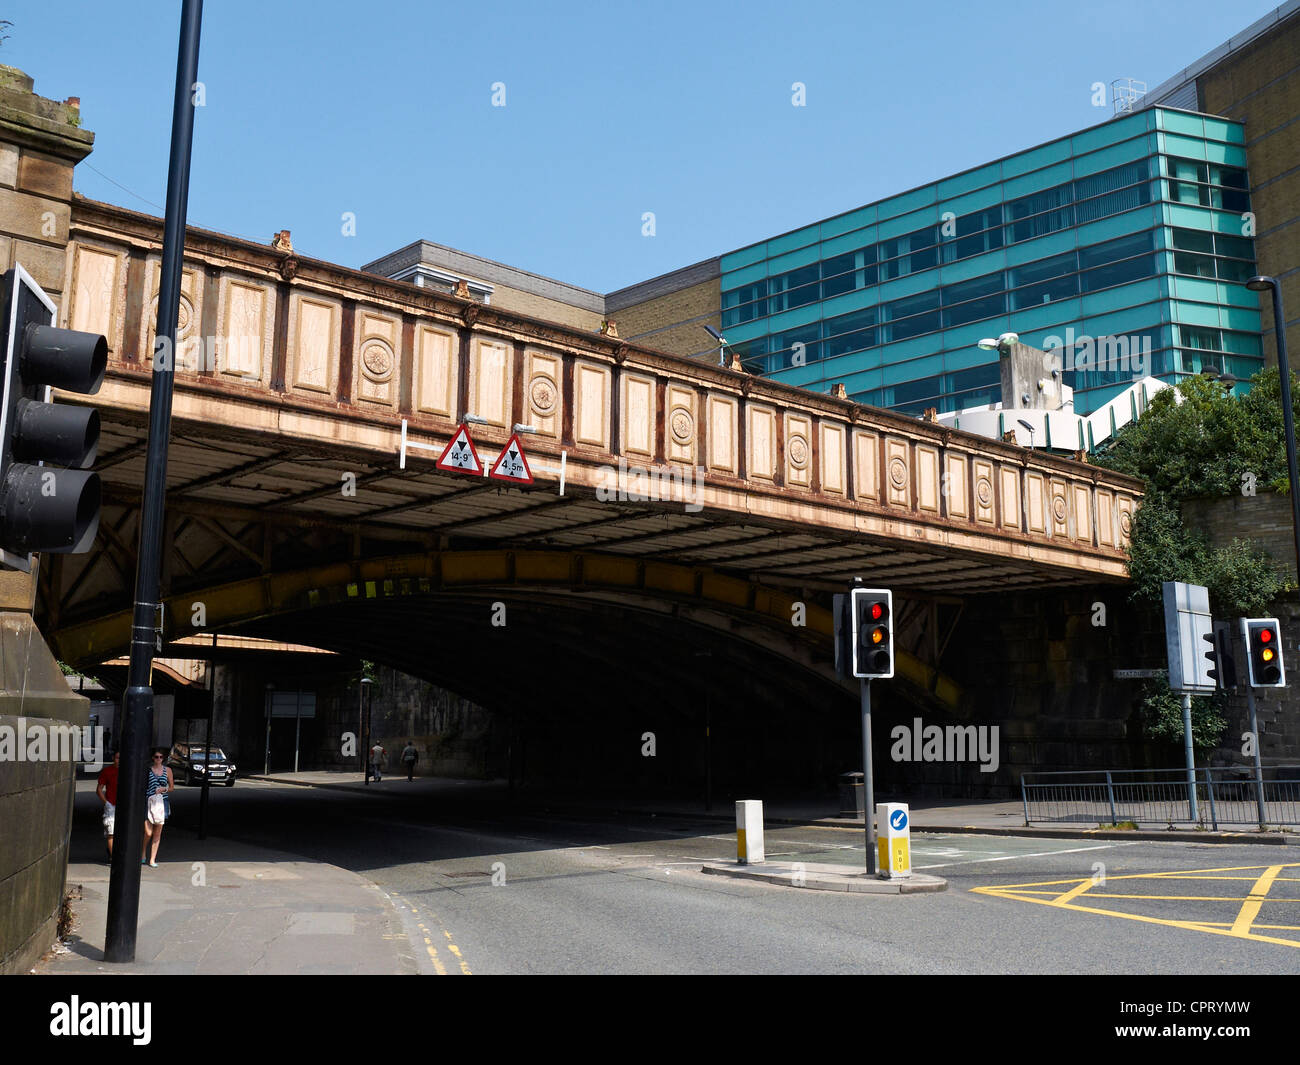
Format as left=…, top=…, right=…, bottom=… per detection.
left=890, top=809, right=908, bottom=831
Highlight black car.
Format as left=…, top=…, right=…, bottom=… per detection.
left=166, top=743, right=237, bottom=786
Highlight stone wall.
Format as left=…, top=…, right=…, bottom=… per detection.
left=0, top=67, right=94, bottom=974
left=895, top=586, right=1165, bottom=798
left=1198, top=9, right=1300, bottom=371
left=209, top=659, right=499, bottom=780
left=1181, top=490, right=1300, bottom=765
left=0, top=615, right=89, bottom=974
left=1182, top=491, right=1296, bottom=581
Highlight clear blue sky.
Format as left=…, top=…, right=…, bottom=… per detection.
left=5, top=0, right=1283, bottom=292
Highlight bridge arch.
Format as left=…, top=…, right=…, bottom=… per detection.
left=51, top=549, right=961, bottom=712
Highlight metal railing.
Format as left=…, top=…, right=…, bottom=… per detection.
left=1021, top=766, right=1300, bottom=829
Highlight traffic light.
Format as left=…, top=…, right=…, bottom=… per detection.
left=0, top=266, right=106, bottom=571
left=1242, top=618, right=1285, bottom=688
left=1202, top=619, right=1238, bottom=691
left=851, top=588, right=893, bottom=679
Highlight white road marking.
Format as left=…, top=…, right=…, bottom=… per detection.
left=914, top=841, right=1139, bottom=869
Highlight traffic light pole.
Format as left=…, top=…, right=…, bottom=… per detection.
left=104, top=0, right=203, bottom=963
left=1180, top=692, right=1198, bottom=823
left=860, top=678, right=876, bottom=875
left=1245, top=685, right=1267, bottom=829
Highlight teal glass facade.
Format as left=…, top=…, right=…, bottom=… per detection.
left=718, top=108, right=1263, bottom=416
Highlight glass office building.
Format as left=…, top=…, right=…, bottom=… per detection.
left=718, top=107, right=1263, bottom=415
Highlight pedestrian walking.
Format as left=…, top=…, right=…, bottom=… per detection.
left=96, top=750, right=120, bottom=860
left=369, top=741, right=386, bottom=783
left=142, top=748, right=173, bottom=867
left=400, top=740, right=419, bottom=781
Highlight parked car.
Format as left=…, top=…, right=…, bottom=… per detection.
left=167, top=743, right=237, bottom=786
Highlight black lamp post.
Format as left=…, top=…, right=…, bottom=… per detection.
left=360, top=676, right=373, bottom=783
left=1246, top=275, right=1300, bottom=582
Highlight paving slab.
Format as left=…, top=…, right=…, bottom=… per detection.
left=38, top=824, right=418, bottom=976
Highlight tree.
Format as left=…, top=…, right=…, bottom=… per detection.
left=1095, top=369, right=1292, bottom=618
left=1094, top=369, right=1294, bottom=754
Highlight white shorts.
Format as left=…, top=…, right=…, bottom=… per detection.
left=102, top=803, right=115, bottom=836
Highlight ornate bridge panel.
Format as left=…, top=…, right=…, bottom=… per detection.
left=44, top=200, right=1142, bottom=684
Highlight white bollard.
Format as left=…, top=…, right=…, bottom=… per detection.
left=876, top=802, right=912, bottom=879
left=736, top=799, right=765, bottom=864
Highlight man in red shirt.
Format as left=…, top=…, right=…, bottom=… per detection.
left=96, top=751, right=120, bottom=859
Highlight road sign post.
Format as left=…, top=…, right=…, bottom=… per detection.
left=1162, top=582, right=1214, bottom=823
left=1245, top=685, right=1267, bottom=830
left=861, top=678, right=875, bottom=876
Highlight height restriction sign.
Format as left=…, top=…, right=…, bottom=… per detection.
left=435, top=424, right=483, bottom=475
left=489, top=433, right=533, bottom=485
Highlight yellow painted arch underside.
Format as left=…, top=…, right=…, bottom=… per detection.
left=52, top=549, right=961, bottom=708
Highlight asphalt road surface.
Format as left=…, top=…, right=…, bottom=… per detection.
left=90, top=777, right=1300, bottom=975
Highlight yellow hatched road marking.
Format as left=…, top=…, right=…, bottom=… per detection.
left=1052, top=878, right=1097, bottom=905
left=1084, top=892, right=1299, bottom=902
left=1230, top=864, right=1284, bottom=937
left=973, top=862, right=1300, bottom=949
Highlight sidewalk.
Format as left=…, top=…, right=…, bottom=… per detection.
left=247, top=770, right=1298, bottom=844
left=39, top=786, right=419, bottom=975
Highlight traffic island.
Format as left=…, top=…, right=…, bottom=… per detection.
left=700, top=860, right=947, bottom=894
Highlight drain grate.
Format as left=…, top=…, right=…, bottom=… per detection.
left=442, top=870, right=490, bottom=878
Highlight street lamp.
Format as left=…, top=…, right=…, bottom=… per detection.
left=693, top=649, right=712, bottom=811
left=978, top=331, right=1020, bottom=354
left=703, top=324, right=726, bottom=367
left=263, top=683, right=274, bottom=775
left=360, top=676, right=373, bottom=783
left=1017, top=418, right=1036, bottom=449
left=1246, top=275, right=1300, bottom=584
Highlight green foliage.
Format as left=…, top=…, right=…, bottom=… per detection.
left=1124, top=500, right=1287, bottom=616
left=1099, top=369, right=1292, bottom=501
left=1137, top=675, right=1228, bottom=754
left=1095, top=368, right=1295, bottom=615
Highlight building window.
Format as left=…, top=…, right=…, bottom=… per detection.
left=1009, top=251, right=1079, bottom=310
left=882, top=290, right=941, bottom=341
left=942, top=271, right=1006, bottom=328
left=822, top=307, right=879, bottom=359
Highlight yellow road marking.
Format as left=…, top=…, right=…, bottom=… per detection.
left=973, top=862, right=1300, bottom=949
left=442, top=928, right=473, bottom=974
left=1052, top=878, right=1097, bottom=905
left=1083, top=892, right=1298, bottom=902
left=985, top=863, right=1290, bottom=890
left=1231, top=864, right=1284, bottom=937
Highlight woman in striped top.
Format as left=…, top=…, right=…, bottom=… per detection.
left=143, top=749, right=174, bottom=867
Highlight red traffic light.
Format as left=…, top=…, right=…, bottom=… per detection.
left=1243, top=618, right=1284, bottom=688
left=870, top=603, right=883, bottom=620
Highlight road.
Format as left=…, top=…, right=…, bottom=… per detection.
left=73, top=776, right=1300, bottom=975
